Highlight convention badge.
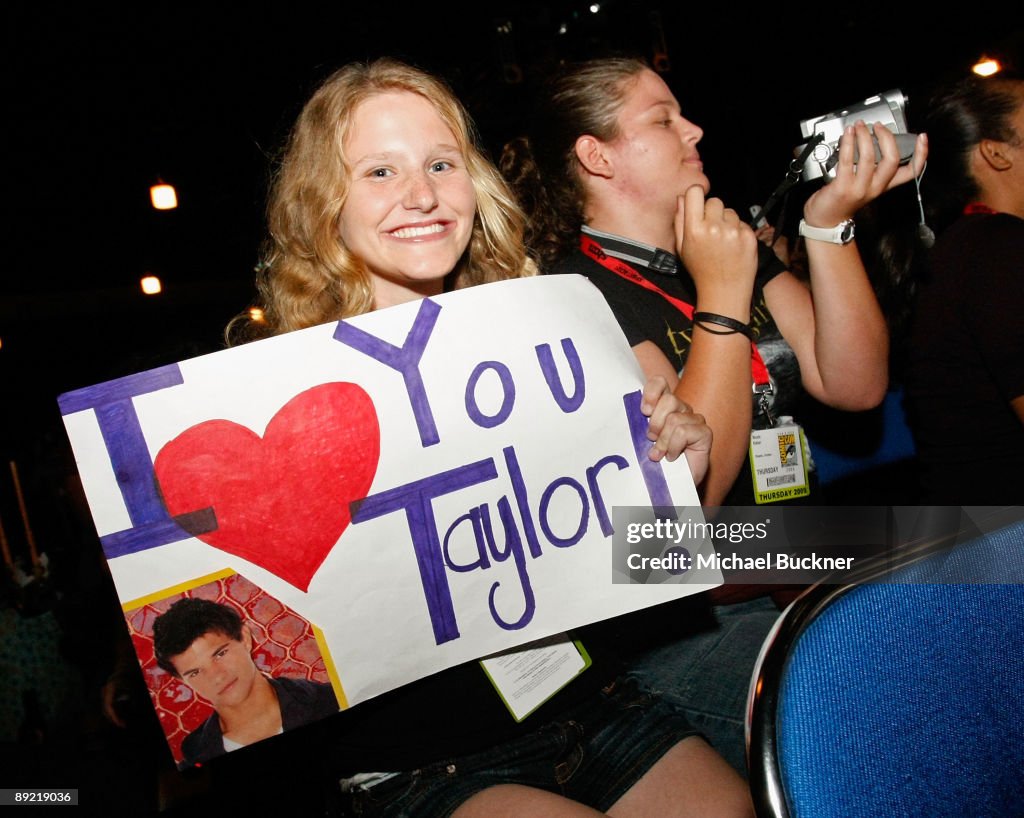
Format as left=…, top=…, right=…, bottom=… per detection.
left=480, top=634, right=592, bottom=722
left=748, top=421, right=811, bottom=504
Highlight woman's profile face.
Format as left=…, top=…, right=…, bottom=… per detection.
left=601, top=69, right=708, bottom=216
left=339, top=91, right=477, bottom=309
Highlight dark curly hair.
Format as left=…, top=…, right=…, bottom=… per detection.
left=152, top=598, right=245, bottom=676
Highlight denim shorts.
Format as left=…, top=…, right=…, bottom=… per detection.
left=627, top=595, right=782, bottom=776
left=340, top=675, right=699, bottom=818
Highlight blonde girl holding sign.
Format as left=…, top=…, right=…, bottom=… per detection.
left=245, top=59, right=750, bottom=818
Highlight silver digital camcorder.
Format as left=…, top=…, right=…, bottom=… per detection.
left=799, top=89, right=918, bottom=181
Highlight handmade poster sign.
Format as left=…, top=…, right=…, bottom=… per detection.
left=59, top=275, right=720, bottom=763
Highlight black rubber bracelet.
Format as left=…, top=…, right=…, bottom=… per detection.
left=693, top=311, right=754, bottom=341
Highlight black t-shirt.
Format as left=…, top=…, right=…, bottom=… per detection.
left=549, top=238, right=800, bottom=504
left=905, top=212, right=1024, bottom=503
left=179, top=677, right=339, bottom=769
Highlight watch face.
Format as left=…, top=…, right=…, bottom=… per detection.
left=840, top=221, right=855, bottom=243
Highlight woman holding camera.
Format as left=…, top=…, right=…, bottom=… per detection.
left=501, top=56, right=927, bottom=775
left=503, top=57, right=927, bottom=508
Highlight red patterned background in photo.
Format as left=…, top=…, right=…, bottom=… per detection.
left=124, top=572, right=331, bottom=763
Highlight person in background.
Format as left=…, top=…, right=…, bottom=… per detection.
left=503, top=57, right=928, bottom=507
left=501, top=56, right=927, bottom=773
left=901, top=75, right=1024, bottom=503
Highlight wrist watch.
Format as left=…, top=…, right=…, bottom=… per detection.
left=798, top=218, right=855, bottom=245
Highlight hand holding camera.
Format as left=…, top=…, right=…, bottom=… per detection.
left=796, top=89, right=928, bottom=234
left=752, top=89, right=928, bottom=240
left=803, top=121, right=929, bottom=232
left=800, top=90, right=917, bottom=181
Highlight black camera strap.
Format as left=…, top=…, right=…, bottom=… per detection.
left=755, top=133, right=825, bottom=225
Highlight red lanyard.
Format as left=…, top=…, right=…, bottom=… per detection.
left=964, top=202, right=998, bottom=215
left=580, top=234, right=771, bottom=387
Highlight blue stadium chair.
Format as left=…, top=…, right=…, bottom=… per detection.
left=747, top=517, right=1024, bottom=818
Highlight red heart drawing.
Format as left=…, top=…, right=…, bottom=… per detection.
left=154, top=382, right=380, bottom=592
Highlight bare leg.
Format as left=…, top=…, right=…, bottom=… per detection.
left=453, top=784, right=606, bottom=817
left=607, top=736, right=754, bottom=818
left=451, top=737, right=751, bottom=818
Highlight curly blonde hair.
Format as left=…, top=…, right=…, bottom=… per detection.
left=250, top=58, right=534, bottom=337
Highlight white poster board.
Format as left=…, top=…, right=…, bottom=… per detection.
left=59, top=275, right=718, bottom=763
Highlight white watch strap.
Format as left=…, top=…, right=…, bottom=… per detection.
left=798, top=218, right=855, bottom=244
